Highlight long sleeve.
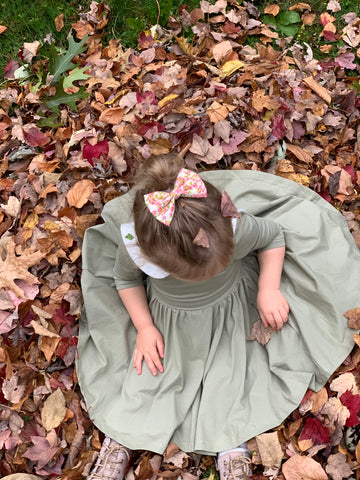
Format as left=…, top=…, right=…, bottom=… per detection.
left=233, top=212, right=285, bottom=260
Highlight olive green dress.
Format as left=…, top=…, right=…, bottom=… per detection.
left=77, top=170, right=360, bottom=455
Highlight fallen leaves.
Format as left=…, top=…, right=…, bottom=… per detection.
left=0, top=0, right=359, bottom=477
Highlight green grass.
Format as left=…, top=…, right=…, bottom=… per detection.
left=1, top=0, right=359, bottom=74
left=0, top=0, right=202, bottom=73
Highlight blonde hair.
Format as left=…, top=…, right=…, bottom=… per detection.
left=133, top=154, right=234, bottom=281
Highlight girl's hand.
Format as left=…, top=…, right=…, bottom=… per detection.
left=257, top=289, right=289, bottom=331
left=134, top=325, right=165, bottom=376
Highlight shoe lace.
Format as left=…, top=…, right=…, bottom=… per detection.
left=89, top=444, right=130, bottom=480
left=224, top=455, right=252, bottom=480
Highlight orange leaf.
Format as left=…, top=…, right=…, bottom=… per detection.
left=264, top=4, right=280, bottom=15
left=66, top=179, right=95, bottom=208
left=55, top=13, right=64, bottom=32
left=303, top=76, right=331, bottom=104
left=99, top=107, right=124, bottom=125
left=0, top=25, right=7, bottom=34
left=207, top=101, right=229, bottom=122
left=282, top=454, right=327, bottom=480
left=344, top=308, right=360, bottom=329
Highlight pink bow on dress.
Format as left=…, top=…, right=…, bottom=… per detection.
left=144, top=168, right=207, bottom=226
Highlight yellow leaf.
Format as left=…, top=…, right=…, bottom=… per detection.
left=220, top=60, right=245, bottom=79
left=158, top=94, right=179, bottom=108
left=23, top=212, right=39, bottom=230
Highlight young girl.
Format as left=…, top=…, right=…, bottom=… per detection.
left=77, top=154, right=360, bottom=480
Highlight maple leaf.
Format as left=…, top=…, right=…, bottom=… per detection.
left=299, top=417, right=330, bottom=445
left=344, top=308, right=360, bottom=329
left=23, top=433, right=60, bottom=469
left=53, top=300, right=74, bottom=332
left=0, top=239, right=43, bottom=299
left=247, top=320, right=274, bottom=345
left=83, top=139, right=109, bottom=166
left=340, top=390, right=360, bottom=427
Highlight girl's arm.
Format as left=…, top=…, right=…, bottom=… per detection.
left=118, top=286, right=164, bottom=376
left=257, top=246, right=289, bottom=330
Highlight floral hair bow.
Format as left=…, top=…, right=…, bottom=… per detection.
left=144, top=168, right=207, bottom=226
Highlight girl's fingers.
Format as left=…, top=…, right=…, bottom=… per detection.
left=152, top=354, right=164, bottom=373
left=133, top=350, right=143, bottom=375
left=157, top=338, right=165, bottom=359
left=144, top=353, right=157, bottom=376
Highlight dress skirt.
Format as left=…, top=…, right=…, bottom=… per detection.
left=76, top=170, right=360, bottom=455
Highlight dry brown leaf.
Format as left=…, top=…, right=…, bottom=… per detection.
left=330, top=372, right=358, bottom=396
left=66, top=179, right=95, bottom=208
left=356, top=440, right=360, bottom=463
left=255, top=432, right=283, bottom=467
left=193, top=228, right=210, bottom=248
left=303, top=77, right=331, bottom=104
left=164, top=443, right=180, bottom=460
left=99, top=107, right=124, bottom=125
left=212, top=40, right=233, bottom=64
left=289, top=3, right=312, bottom=11
left=252, top=90, right=280, bottom=112
left=55, top=13, right=64, bottom=32
left=286, top=144, right=313, bottom=164
left=41, top=389, right=67, bottom=431
left=221, top=190, right=241, bottom=218
left=310, top=387, right=328, bottom=412
left=264, top=4, right=280, bottom=15
left=247, top=320, right=274, bottom=345
left=39, top=336, right=61, bottom=362
left=354, top=332, right=360, bottom=347
left=344, top=308, right=360, bottom=329
left=325, top=452, right=353, bottom=480
left=207, top=101, right=230, bottom=122
left=0, top=25, right=7, bottom=34
left=282, top=454, right=327, bottom=480
left=0, top=239, right=43, bottom=298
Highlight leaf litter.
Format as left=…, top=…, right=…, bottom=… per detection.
left=0, top=0, right=360, bottom=478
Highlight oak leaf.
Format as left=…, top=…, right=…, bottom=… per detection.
left=0, top=239, right=43, bottom=298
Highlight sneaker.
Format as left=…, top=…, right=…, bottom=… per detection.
left=217, top=449, right=252, bottom=480
left=88, top=436, right=131, bottom=480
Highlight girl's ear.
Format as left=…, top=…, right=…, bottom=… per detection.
left=193, top=228, right=210, bottom=248
left=221, top=191, right=241, bottom=218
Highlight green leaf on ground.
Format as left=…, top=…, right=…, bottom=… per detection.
left=49, top=34, right=88, bottom=85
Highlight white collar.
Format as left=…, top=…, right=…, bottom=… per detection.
left=121, top=215, right=241, bottom=278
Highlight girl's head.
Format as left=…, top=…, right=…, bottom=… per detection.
left=133, top=154, right=234, bottom=281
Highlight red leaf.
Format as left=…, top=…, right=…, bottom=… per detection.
left=23, top=127, right=50, bottom=147
left=340, top=390, right=360, bottom=427
left=272, top=116, right=287, bottom=140
left=56, top=336, right=78, bottom=360
left=53, top=300, right=73, bottom=329
left=299, top=417, right=330, bottom=444
left=3, top=59, right=19, bottom=79
left=138, top=31, right=154, bottom=49
left=83, top=139, right=109, bottom=166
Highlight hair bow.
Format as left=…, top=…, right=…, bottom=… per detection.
left=144, top=168, right=207, bottom=226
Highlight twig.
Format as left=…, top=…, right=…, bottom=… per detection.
left=155, top=0, right=161, bottom=25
